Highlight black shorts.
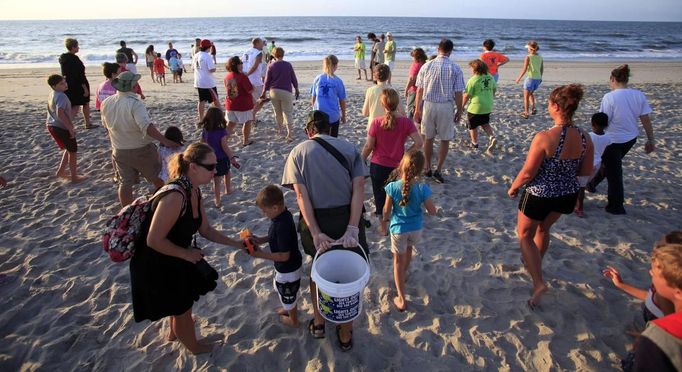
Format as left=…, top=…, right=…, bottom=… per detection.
left=47, top=126, right=77, bottom=153
left=518, top=189, right=578, bottom=221
left=215, top=157, right=230, bottom=177
left=329, top=121, right=340, bottom=138
left=467, top=112, right=490, bottom=130
left=197, top=87, right=219, bottom=103
left=298, top=205, right=369, bottom=259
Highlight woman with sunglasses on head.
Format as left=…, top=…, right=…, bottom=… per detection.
left=130, top=142, right=244, bottom=355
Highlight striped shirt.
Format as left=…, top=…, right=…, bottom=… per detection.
left=415, top=55, right=465, bottom=103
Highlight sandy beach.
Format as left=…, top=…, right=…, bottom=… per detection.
left=1, top=59, right=681, bottom=371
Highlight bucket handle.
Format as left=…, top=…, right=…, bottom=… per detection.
left=312, top=242, right=369, bottom=279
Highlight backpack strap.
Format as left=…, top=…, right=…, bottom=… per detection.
left=151, top=183, right=190, bottom=216
left=311, top=137, right=352, bottom=179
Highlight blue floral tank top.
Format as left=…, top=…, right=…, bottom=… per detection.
left=525, top=125, right=587, bottom=198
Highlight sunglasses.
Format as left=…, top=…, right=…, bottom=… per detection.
left=195, top=162, right=217, bottom=172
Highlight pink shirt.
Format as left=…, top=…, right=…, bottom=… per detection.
left=95, top=80, right=116, bottom=110
left=407, top=62, right=424, bottom=93
left=368, top=116, right=418, bottom=168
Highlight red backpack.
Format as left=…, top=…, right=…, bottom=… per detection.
left=103, top=182, right=189, bottom=262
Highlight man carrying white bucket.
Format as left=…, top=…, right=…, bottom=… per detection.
left=282, top=110, right=369, bottom=352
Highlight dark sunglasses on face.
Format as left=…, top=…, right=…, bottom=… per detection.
left=195, top=162, right=217, bottom=172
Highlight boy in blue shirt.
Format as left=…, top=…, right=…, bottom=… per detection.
left=248, top=185, right=303, bottom=327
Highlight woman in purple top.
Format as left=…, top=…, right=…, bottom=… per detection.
left=261, top=47, right=299, bottom=142
left=362, top=88, right=423, bottom=217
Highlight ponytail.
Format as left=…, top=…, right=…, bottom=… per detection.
left=168, top=142, right=214, bottom=179
left=396, top=150, right=425, bottom=207
left=380, top=88, right=400, bottom=130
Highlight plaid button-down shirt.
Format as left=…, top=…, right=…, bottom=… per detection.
left=415, top=55, right=465, bottom=103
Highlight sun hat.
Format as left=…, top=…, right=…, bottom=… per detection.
left=386, top=32, right=392, bottom=37
left=111, top=71, right=141, bottom=92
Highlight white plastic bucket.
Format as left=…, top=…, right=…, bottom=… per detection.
left=311, top=245, right=370, bottom=324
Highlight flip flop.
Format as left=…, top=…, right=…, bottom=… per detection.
left=308, top=319, right=325, bottom=339
left=520, top=113, right=529, bottom=119
left=335, top=325, right=353, bottom=352
left=242, top=141, right=254, bottom=147
left=531, top=108, right=537, bottom=115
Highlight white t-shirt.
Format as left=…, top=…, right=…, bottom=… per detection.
left=589, top=132, right=614, bottom=167
left=193, top=51, right=216, bottom=89
left=242, top=47, right=264, bottom=87
left=600, top=88, right=652, bottom=144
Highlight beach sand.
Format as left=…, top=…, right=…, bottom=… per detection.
left=0, top=60, right=681, bottom=371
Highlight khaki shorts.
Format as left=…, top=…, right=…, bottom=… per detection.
left=112, top=143, right=162, bottom=188
left=390, top=229, right=422, bottom=254
left=421, top=101, right=455, bottom=140
left=226, top=110, right=254, bottom=124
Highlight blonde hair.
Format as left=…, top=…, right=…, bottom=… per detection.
left=168, top=142, right=214, bottom=179
left=380, top=88, right=400, bottom=130
left=323, top=55, right=338, bottom=76
left=65, top=38, right=78, bottom=51
left=273, top=47, right=284, bottom=59
left=652, top=243, right=682, bottom=291
left=387, top=151, right=425, bottom=207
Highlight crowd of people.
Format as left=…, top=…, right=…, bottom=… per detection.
left=38, top=34, right=681, bottom=370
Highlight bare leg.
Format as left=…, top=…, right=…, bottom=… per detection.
left=529, top=92, right=536, bottom=113
left=392, top=252, right=407, bottom=311
left=534, top=212, right=562, bottom=260
left=197, top=101, right=205, bottom=122
left=227, top=121, right=237, bottom=136
left=469, top=129, right=478, bottom=145
left=67, top=151, right=86, bottom=183
left=82, top=105, right=92, bottom=127
left=436, top=140, right=449, bottom=171
left=172, top=308, right=213, bottom=355
left=516, top=211, right=547, bottom=308
left=56, top=150, right=69, bottom=178
left=213, top=176, right=221, bottom=207
left=242, top=121, right=253, bottom=145
left=424, top=138, right=434, bottom=172
left=224, top=173, right=232, bottom=195
left=522, top=90, right=530, bottom=116
left=310, top=280, right=325, bottom=328
left=575, top=188, right=585, bottom=214
left=339, top=322, right=353, bottom=344
left=118, top=184, right=134, bottom=207
left=481, top=124, right=494, bottom=137
left=404, top=246, right=413, bottom=280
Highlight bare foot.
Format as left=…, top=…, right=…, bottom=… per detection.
left=224, top=188, right=234, bottom=195
left=70, top=175, right=87, bottom=183
left=393, top=297, right=406, bottom=312
left=528, top=283, right=548, bottom=310
left=56, top=172, right=70, bottom=179
left=279, top=314, right=299, bottom=327
left=274, top=307, right=288, bottom=316
left=190, top=341, right=217, bottom=355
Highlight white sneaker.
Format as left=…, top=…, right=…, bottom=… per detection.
left=486, top=137, right=498, bottom=153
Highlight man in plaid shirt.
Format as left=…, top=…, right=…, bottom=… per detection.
left=413, top=39, right=465, bottom=184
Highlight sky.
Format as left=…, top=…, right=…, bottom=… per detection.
left=2, top=0, right=681, bottom=22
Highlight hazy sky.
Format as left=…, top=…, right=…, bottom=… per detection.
left=2, top=0, right=681, bottom=22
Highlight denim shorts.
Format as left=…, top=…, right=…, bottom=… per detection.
left=524, top=78, right=542, bottom=91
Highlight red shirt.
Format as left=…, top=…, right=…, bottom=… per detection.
left=224, top=72, right=254, bottom=111
left=368, top=116, right=418, bottom=168
left=153, top=58, right=166, bottom=74
left=407, top=62, right=424, bottom=93
left=479, top=51, right=509, bottom=75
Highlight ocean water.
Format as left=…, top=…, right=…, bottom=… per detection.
left=1, top=16, right=681, bottom=68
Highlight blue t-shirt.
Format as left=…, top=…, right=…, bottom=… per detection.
left=384, top=180, right=432, bottom=234
left=268, top=208, right=302, bottom=274
left=169, top=56, right=180, bottom=71
left=310, top=73, right=346, bottom=123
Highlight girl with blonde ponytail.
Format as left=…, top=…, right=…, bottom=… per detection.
left=379, top=150, right=437, bottom=312
left=362, top=88, right=423, bottom=218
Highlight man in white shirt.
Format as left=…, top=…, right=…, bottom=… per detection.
left=193, top=39, right=219, bottom=120
left=243, top=37, right=267, bottom=122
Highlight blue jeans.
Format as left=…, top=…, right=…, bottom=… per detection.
left=588, top=137, right=637, bottom=211
left=370, top=162, right=395, bottom=216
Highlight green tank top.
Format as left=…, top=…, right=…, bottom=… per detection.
left=527, top=54, right=543, bottom=79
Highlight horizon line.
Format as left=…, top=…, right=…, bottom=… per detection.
left=1, top=15, right=680, bottom=23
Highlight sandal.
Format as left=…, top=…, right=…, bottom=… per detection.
left=531, top=108, right=537, bottom=115
left=308, top=319, right=325, bottom=339
left=335, top=325, right=353, bottom=352
left=520, top=112, right=529, bottom=119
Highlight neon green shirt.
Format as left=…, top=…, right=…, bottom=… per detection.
left=465, top=73, right=496, bottom=115
left=354, top=43, right=365, bottom=60
left=384, top=40, right=396, bottom=62
left=527, top=54, right=543, bottom=79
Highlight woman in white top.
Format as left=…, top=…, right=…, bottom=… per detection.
left=587, top=64, right=655, bottom=215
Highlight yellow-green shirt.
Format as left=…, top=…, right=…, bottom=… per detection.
left=384, top=40, right=396, bottom=62
left=527, top=54, right=543, bottom=79
left=465, top=74, right=496, bottom=115
left=354, top=43, right=365, bottom=60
